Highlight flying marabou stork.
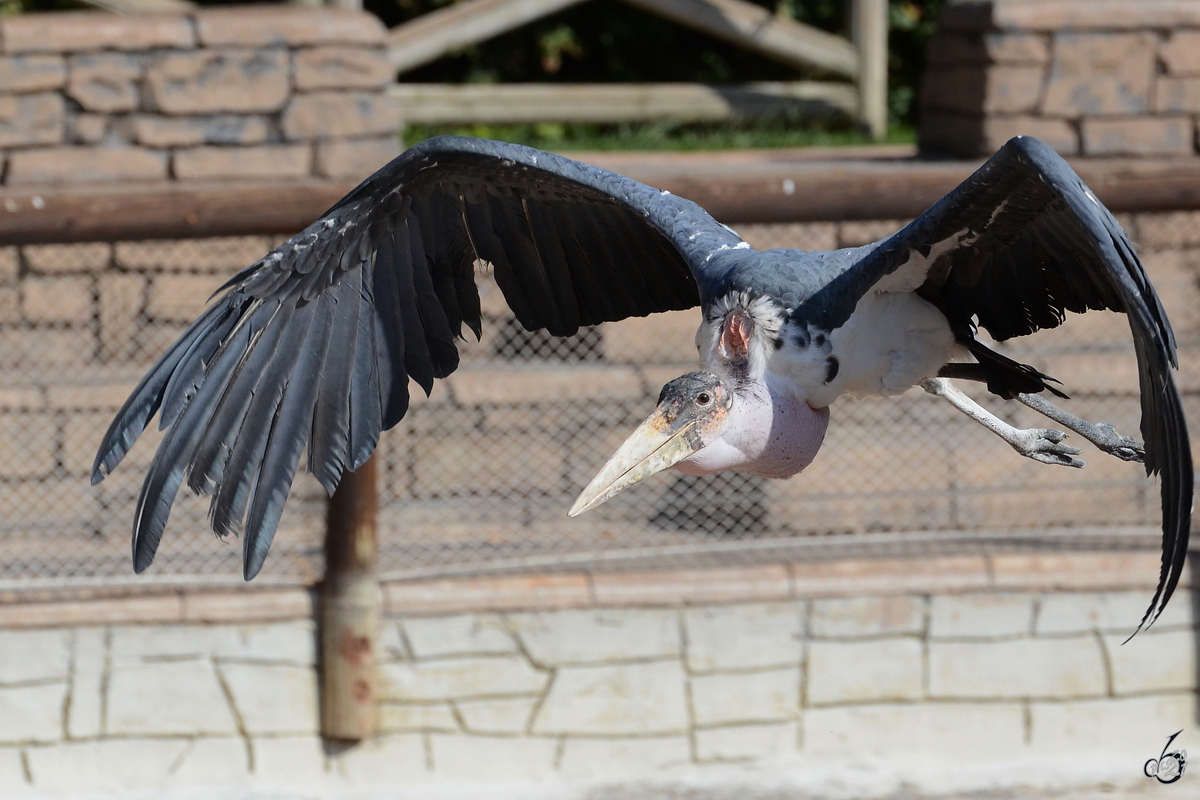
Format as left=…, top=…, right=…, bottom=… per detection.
left=93, top=135, right=1191, bottom=634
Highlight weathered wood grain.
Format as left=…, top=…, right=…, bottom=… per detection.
left=391, top=81, right=856, bottom=124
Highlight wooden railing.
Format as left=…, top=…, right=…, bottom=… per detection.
left=388, top=81, right=859, bottom=125
left=388, top=0, right=889, bottom=137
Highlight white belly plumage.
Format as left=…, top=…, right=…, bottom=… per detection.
left=779, top=291, right=956, bottom=408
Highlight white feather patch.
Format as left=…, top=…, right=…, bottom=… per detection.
left=697, top=292, right=786, bottom=381
left=875, top=200, right=1010, bottom=294
left=872, top=229, right=967, bottom=294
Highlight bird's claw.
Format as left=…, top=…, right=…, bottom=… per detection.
left=1090, top=423, right=1145, bottom=463
left=1011, top=428, right=1085, bottom=468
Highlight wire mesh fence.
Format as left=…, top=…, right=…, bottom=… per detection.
left=1, top=213, right=1197, bottom=589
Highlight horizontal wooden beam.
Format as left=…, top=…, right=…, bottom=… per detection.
left=0, top=180, right=354, bottom=245
left=389, top=0, right=586, bottom=74
left=621, top=0, right=858, bottom=78
left=391, top=81, right=856, bottom=124
left=5, top=156, right=1200, bottom=245
left=78, top=0, right=195, bottom=12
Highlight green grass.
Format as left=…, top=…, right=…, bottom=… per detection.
left=403, top=121, right=917, bottom=152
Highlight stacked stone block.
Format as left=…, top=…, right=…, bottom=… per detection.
left=0, top=8, right=400, bottom=185
left=0, top=577, right=1195, bottom=794
left=921, top=0, right=1200, bottom=157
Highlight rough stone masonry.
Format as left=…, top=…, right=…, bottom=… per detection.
left=0, top=7, right=401, bottom=185
left=920, top=0, right=1200, bottom=157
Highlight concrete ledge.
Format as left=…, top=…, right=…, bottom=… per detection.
left=386, top=548, right=1181, bottom=615
left=0, top=543, right=1180, bottom=627
left=0, top=587, right=314, bottom=629
left=591, top=564, right=793, bottom=606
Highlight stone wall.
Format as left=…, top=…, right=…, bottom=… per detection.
left=0, top=7, right=400, bottom=185
left=920, top=0, right=1200, bottom=157
left=0, top=555, right=1195, bottom=797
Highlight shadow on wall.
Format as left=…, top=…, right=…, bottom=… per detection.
left=651, top=472, right=769, bottom=534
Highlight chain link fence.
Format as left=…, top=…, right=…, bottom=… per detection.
left=2, top=214, right=1197, bottom=589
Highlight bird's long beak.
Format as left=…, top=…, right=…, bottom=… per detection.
left=569, top=409, right=705, bottom=517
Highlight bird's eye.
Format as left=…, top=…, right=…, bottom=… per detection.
left=696, top=392, right=712, bottom=406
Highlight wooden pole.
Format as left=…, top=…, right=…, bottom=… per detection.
left=389, top=0, right=587, bottom=75
left=10, top=158, right=1200, bottom=246
left=622, top=0, right=858, bottom=78
left=852, top=0, right=888, bottom=140
left=319, top=454, right=380, bottom=741
left=388, top=81, right=857, bottom=125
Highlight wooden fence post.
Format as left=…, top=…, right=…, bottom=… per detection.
left=319, top=453, right=380, bottom=741
left=852, top=0, right=888, bottom=140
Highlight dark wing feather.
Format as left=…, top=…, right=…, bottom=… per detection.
left=93, top=136, right=742, bottom=578
left=796, top=136, right=1190, bottom=634
left=242, top=295, right=334, bottom=579
left=308, top=266, right=364, bottom=493
left=347, top=257, right=384, bottom=474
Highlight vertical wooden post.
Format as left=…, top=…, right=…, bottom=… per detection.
left=320, top=454, right=380, bottom=741
left=852, top=0, right=889, bottom=140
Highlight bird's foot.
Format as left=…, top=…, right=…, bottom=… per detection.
left=1079, top=422, right=1144, bottom=463
left=1015, top=393, right=1143, bottom=463
left=1009, top=428, right=1085, bottom=468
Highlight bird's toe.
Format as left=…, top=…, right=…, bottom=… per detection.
left=1092, top=423, right=1145, bottom=463
left=1013, top=429, right=1085, bottom=468
left=1029, top=450, right=1087, bottom=468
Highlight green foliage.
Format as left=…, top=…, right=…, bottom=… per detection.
left=888, top=0, right=945, bottom=122
left=0, top=0, right=85, bottom=15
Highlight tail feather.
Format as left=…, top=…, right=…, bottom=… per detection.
left=960, top=336, right=1068, bottom=400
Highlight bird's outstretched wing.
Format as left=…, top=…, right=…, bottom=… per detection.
left=92, top=136, right=744, bottom=579
left=795, top=135, right=1190, bottom=633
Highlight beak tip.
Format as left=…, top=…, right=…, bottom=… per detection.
left=567, top=405, right=702, bottom=520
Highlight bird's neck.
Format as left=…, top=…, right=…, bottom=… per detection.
left=675, top=377, right=829, bottom=479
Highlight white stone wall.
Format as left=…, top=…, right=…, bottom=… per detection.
left=0, top=585, right=1196, bottom=798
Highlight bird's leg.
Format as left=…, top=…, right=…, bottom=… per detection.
left=918, top=378, right=1085, bottom=468
left=1016, top=392, right=1144, bottom=463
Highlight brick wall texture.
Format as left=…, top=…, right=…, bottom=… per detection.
left=0, top=583, right=1195, bottom=794
left=920, top=0, right=1200, bottom=157
left=0, top=8, right=401, bottom=184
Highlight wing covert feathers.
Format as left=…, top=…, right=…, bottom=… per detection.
left=93, top=136, right=722, bottom=579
